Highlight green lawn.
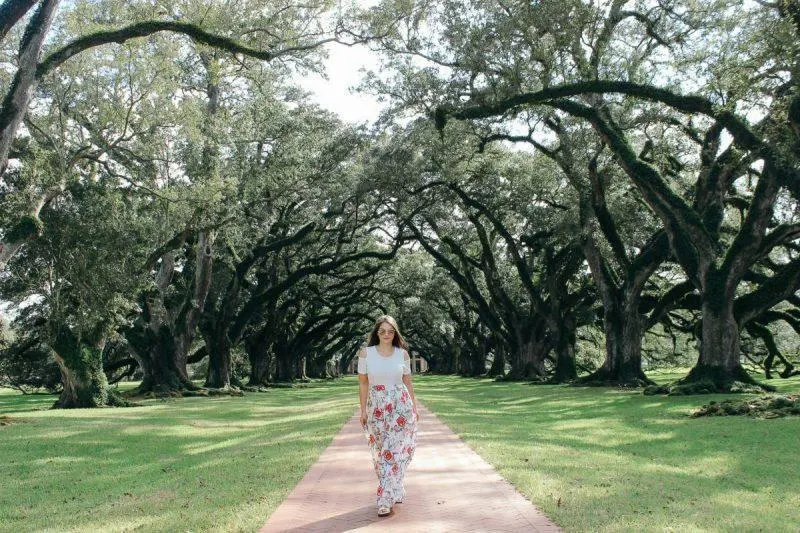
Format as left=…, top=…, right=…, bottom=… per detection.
left=2, top=371, right=799, bottom=532
left=411, top=370, right=800, bottom=533
left=0, top=381, right=358, bottom=533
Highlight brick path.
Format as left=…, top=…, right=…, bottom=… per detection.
left=259, top=403, right=561, bottom=532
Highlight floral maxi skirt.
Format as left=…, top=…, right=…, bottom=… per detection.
left=364, top=383, right=418, bottom=508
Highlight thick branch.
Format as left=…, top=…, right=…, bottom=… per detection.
left=38, top=20, right=335, bottom=78
left=0, top=0, right=38, bottom=44
left=735, top=256, right=800, bottom=326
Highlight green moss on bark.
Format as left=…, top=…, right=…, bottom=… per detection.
left=5, top=215, right=43, bottom=242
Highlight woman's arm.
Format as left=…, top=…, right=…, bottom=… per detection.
left=402, top=350, right=418, bottom=419
left=357, top=348, right=368, bottom=425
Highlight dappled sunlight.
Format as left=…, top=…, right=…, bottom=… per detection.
left=14, top=428, right=88, bottom=439
left=415, top=374, right=800, bottom=532
left=3, top=375, right=797, bottom=532
left=0, top=382, right=358, bottom=533
left=53, top=515, right=157, bottom=533
left=182, top=435, right=254, bottom=455
left=31, top=455, right=88, bottom=466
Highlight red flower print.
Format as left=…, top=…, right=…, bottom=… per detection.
left=385, top=403, right=393, bottom=414
left=406, top=445, right=413, bottom=455
left=396, top=416, right=406, bottom=427
left=375, top=384, right=386, bottom=391
left=401, top=391, right=408, bottom=402
left=369, top=434, right=375, bottom=445
left=373, top=408, right=383, bottom=419
left=377, top=486, right=383, bottom=496
left=392, top=464, right=399, bottom=474
left=383, top=450, right=393, bottom=461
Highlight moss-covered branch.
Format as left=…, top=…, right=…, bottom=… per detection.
left=0, top=0, right=38, bottom=44
left=734, top=256, right=800, bottom=326
left=37, top=20, right=336, bottom=78
left=440, top=80, right=798, bottom=186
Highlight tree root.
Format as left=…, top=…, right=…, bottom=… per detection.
left=573, top=367, right=656, bottom=388
left=0, top=415, right=21, bottom=426
left=205, top=386, right=244, bottom=396
left=690, top=395, right=800, bottom=418
left=645, top=365, right=776, bottom=395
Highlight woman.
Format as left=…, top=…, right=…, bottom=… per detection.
left=358, top=315, right=419, bottom=517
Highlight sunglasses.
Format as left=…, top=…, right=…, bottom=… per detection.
left=377, top=328, right=395, bottom=335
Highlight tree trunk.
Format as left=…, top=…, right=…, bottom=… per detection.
left=204, top=328, right=231, bottom=389
left=506, top=330, right=548, bottom=380
left=128, top=325, right=197, bottom=394
left=0, top=0, right=60, bottom=178
left=488, top=343, right=505, bottom=377
left=579, top=290, right=654, bottom=387
left=305, top=354, right=331, bottom=379
left=459, top=345, right=484, bottom=377
left=274, top=348, right=294, bottom=382
left=51, top=327, right=116, bottom=408
left=246, top=337, right=272, bottom=386
left=550, top=318, right=578, bottom=383
left=296, top=355, right=309, bottom=381
left=677, top=291, right=760, bottom=391
left=129, top=232, right=213, bottom=394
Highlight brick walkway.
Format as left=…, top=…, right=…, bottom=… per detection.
left=259, top=403, right=561, bottom=532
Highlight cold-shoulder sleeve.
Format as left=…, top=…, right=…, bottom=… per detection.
left=402, top=350, right=411, bottom=375
left=357, top=348, right=367, bottom=375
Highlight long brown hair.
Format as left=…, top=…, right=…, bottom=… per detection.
left=365, top=315, right=408, bottom=349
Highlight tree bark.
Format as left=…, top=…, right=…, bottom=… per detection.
left=203, top=326, right=231, bottom=389
left=676, top=278, right=758, bottom=390
left=0, top=0, right=39, bottom=44
left=488, top=343, right=506, bottom=377
left=128, top=324, right=196, bottom=394
left=0, top=0, right=60, bottom=178
left=550, top=317, right=579, bottom=383
left=51, top=327, right=111, bottom=408
left=246, top=332, right=273, bottom=386
left=506, top=326, right=548, bottom=380
left=579, top=289, right=654, bottom=386
left=274, top=345, right=294, bottom=382
left=128, top=231, right=213, bottom=394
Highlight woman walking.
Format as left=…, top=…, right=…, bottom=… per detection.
left=358, top=315, right=419, bottom=517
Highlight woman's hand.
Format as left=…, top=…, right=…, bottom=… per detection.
left=360, top=410, right=367, bottom=427
left=412, top=406, right=419, bottom=422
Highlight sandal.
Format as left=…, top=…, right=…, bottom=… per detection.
left=378, top=505, right=391, bottom=517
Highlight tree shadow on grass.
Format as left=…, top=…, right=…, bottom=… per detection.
left=413, top=374, right=800, bottom=532
left=0, top=382, right=361, bottom=533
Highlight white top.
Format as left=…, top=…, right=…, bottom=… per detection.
left=358, top=345, right=411, bottom=386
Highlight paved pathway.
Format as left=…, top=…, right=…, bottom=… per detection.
left=259, top=403, right=561, bottom=532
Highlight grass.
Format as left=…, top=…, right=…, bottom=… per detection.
left=0, top=380, right=358, bottom=533
left=2, top=370, right=798, bottom=532
left=410, top=369, right=800, bottom=532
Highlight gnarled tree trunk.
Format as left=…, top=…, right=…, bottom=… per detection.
left=50, top=326, right=126, bottom=408
left=506, top=325, right=548, bottom=380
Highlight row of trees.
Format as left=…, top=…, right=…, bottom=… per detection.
left=353, top=0, right=800, bottom=391
left=1, top=0, right=799, bottom=407
left=0, top=0, right=413, bottom=406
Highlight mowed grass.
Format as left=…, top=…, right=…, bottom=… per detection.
left=0, top=381, right=358, bottom=533
left=2, top=372, right=799, bottom=532
left=411, top=370, right=800, bottom=533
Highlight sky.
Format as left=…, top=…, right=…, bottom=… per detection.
left=296, top=41, right=385, bottom=125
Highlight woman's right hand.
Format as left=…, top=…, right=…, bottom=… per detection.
left=360, top=411, right=367, bottom=427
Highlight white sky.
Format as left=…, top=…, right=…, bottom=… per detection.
left=297, top=41, right=384, bottom=125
